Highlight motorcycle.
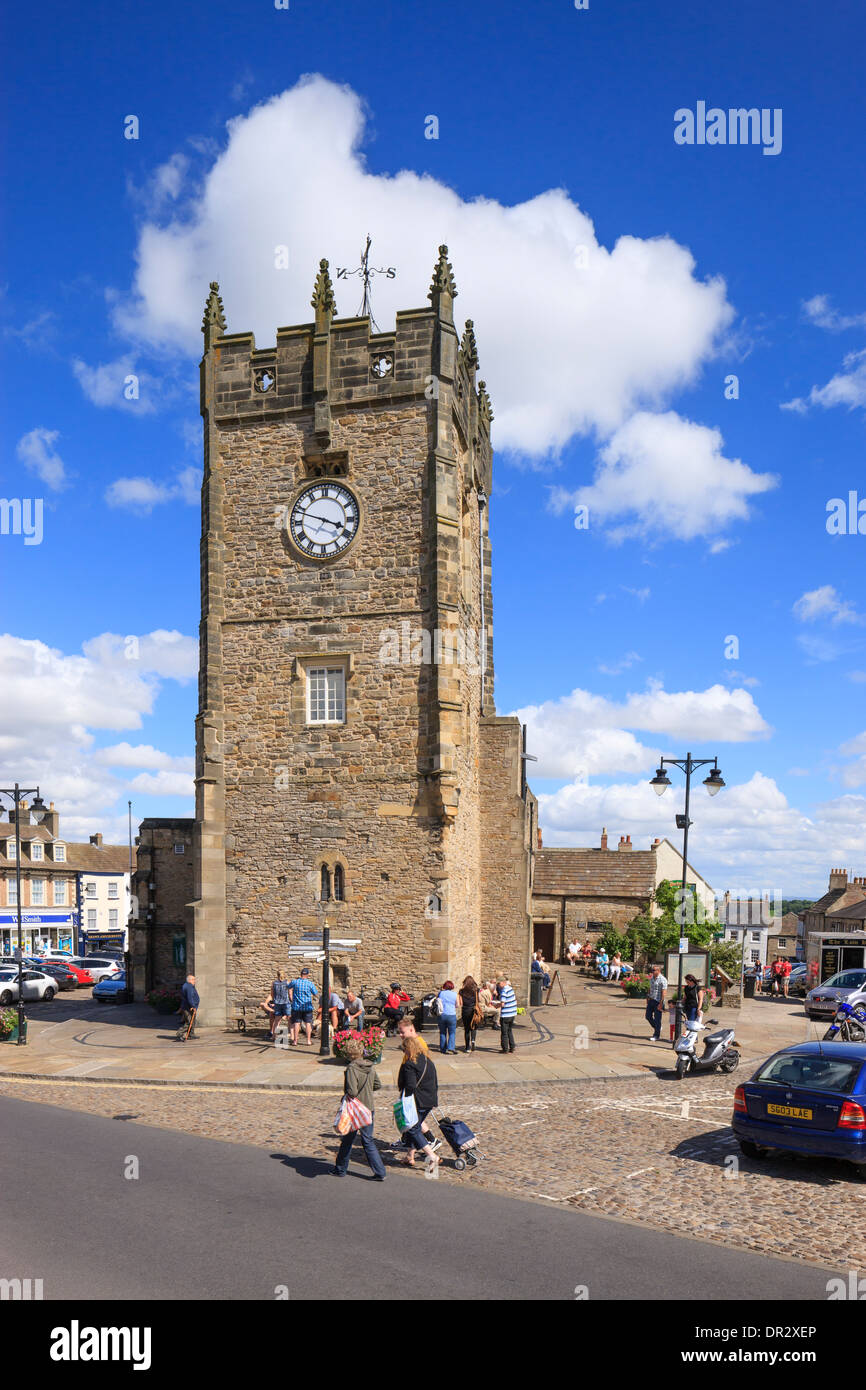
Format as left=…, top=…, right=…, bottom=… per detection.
left=673, top=1017, right=739, bottom=1079
left=822, top=998, right=866, bottom=1042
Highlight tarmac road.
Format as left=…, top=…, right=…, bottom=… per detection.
left=0, top=1094, right=833, bottom=1301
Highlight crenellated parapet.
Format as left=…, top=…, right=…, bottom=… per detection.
left=198, top=254, right=493, bottom=489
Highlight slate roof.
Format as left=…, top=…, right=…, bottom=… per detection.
left=533, top=848, right=656, bottom=900
left=0, top=825, right=129, bottom=874
left=809, top=885, right=866, bottom=917
left=826, top=896, right=866, bottom=923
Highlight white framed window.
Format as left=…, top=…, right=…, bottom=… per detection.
left=31, top=841, right=43, bottom=861
left=108, top=881, right=119, bottom=899
left=108, top=909, right=118, bottom=930
left=7, top=879, right=17, bottom=906
left=54, top=880, right=67, bottom=906
left=750, top=931, right=761, bottom=942
left=85, top=882, right=96, bottom=898
left=31, top=878, right=45, bottom=906
left=307, top=666, right=346, bottom=724
left=173, top=843, right=185, bottom=855
left=87, top=909, right=97, bottom=930
left=54, top=843, right=66, bottom=862
left=6, top=840, right=15, bottom=861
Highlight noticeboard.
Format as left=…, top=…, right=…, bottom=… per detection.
left=664, top=950, right=710, bottom=990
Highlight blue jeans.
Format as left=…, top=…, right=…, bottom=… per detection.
left=404, top=1107, right=433, bottom=1152
left=335, top=1111, right=386, bottom=1177
left=645, top=997, right=663, bottom=1039
left=439, top=1015, right=456, bottom=1052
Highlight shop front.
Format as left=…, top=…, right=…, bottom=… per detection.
left=80, top=929, right=127, bottom=955
left=805, top=931, right=866, bottom=987
left=0, top=910, right=77, bottom=955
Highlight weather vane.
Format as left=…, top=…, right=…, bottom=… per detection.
left=335, top=235, right=396, bottom=331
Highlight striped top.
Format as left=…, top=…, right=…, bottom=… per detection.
left=498, top=984, right=517, bottom=1019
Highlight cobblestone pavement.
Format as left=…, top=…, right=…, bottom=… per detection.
left=0, top=1068, right=857, bottom=1273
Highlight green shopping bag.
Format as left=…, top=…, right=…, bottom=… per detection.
left=393, top=1091, right=419, bottom=1132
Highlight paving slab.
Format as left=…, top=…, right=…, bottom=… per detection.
left=0, top=972, right=818, bottom=1091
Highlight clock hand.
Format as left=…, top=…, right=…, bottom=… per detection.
left=304, top=511, right=342, bottom=529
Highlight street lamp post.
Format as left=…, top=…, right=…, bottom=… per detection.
left=0, top=785, right=50, bottom=1045
left=649, top=753, right=724, bottom=1040
left=287, top=914, right=361, bottom=1059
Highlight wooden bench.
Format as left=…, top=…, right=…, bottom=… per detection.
left=232, top=998, right=273, bottom=1035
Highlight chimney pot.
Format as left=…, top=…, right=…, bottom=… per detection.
left=600, top=827, right=608, bottom=851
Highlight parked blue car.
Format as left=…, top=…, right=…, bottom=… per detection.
left=92, top=972, right=128, bottom=1004
left=733, top=1042, right=866, bottom=1172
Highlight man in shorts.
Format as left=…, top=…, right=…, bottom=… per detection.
left=272, top=969, right=290, bottom=1039
left=289, top=967, right=319, bottom=1046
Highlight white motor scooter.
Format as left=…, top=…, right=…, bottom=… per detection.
left=673, top=1017, right=739, bottom=1079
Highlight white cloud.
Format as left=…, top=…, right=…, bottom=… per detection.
left=554, top=411, right=776, bottom=543
left=110, top=75, right=734, bottom=459
left=803, top=295, right=866, bottom=332
left=597, top=651, right=642, bottom=676
left=15, top=427, right=68, bottom=490
left=514, top=681, right=770, bottom=780
left=105, top=467, right=201, bottom=513
left=0, top=633, right=196, bottom=833
left=793, top=585, right=862, bottom=625
left=94, top=742, right=194, bottom=773
left=538, top=771, right=866, bottom=895
left=782, top=348, right=866, bottom=413
left=81, top=630, right=198, bottom=683
left=71, top=352, right=156, bottom=412
left=128, top=770, right=196, bottom=797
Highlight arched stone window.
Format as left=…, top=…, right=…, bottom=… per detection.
left=320, top=864, right=331, bottom=901
left=333, top=864, right=345, bottom=901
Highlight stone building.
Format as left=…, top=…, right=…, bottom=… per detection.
left=130, top=818, right=195, bottom=998
left=0, top=801, right=130, bottom=954
left=530, top=828, right=714, bottom=960
left=803, top=869, right=866, bottom=941
left=143, top=250, right=536, bottom=1024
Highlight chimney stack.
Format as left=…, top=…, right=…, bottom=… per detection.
left=618, top=835, right=633, bottom=852
left=90, top=832, right=103, bottom=848
left=829, top=868, right=849, bottom=892
left=651, top=837, right=661, bottom=847
left=537, top=826, right=543, bottom=850
left=600, top=827, right=608, bottom=851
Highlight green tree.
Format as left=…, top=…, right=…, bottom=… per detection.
left=710, top=938, right=743, bottom=978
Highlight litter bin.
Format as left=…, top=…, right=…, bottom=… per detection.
left=416, top=996, right=438, bottom=1030
left=529, top=973, right=544, bottom=1006
left=743, top=974, right=756, bottom=999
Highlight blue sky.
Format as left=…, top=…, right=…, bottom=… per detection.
left=2, top=0, right=865, bottom=893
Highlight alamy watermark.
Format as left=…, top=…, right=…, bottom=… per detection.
left=379, top=622, right=486, bottom=676
left=674, top=103, right=782, bottom=156
left=0, top=498, right=43, bottom=545
left=826, top=492, right=866, bottom=535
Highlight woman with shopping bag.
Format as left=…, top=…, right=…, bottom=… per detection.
left=333, top=1037, right=387, bottom=1180
left=395, top=1033, right=441, bottom=1170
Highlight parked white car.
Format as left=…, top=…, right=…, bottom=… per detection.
left=69, top=956, right=122, bottom=984
left=0, top=968, right=58, bottom=1003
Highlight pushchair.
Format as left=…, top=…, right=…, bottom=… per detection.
left=433, top=1109, right=484, bottom=1171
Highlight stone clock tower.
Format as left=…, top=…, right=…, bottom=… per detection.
left=191, top=248, right=535, bottom=1025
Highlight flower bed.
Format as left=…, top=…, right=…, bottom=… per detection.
left=620, top=973, right=651, bottom=998
left=0, top=1006, right=18, bottom=1039
left=146, top=988, right=182, bottom=1015
left=332, top=1025, right=385, bottom=1063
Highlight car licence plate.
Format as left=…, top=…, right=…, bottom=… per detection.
left=767, top=1103, right=812, bottom=1119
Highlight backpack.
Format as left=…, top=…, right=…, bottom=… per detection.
left=430, top=995, right=444, bottom=1017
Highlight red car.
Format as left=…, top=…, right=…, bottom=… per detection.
left=63, top=962, right=94, bottom=987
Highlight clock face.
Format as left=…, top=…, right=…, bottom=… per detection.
left=288, top=482, right=360, bottom=559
